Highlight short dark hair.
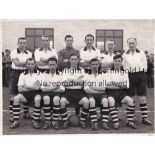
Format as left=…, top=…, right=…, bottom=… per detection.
left=85, top=34, right=94, bottom=41
left=69, top=53, right=79, bottom=59
left=48, top=57, right=58, bottom=63
left=113, top=54, right=123, bottom=61
left=5, top=49, right=10, bottom=52
left=127, top=38, right=137, bottom=43
left=65, top=35, right=73, bottom=41
left=26, top=57, right=35, bottom=63
left=90, top=58, right=99, bottom=64
left=18, top=37, right=26, bottom=42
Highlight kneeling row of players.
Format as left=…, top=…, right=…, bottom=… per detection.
left=10, top=81, right=137, bottom=130
left=10, top=89, right=137, bottom=130
left=9, top=56, right=152, bottom=130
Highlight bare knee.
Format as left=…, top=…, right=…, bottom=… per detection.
left=81, top=97, right=89, bottom=109
left=13, top=95, right=20, bottom=105
left=139, top=96, right=146, bottom=103
left=108, top=97, right=115, bottom=107
left=53, top=96, right=60, bottom=106
left=60, top=98, right=67, bottom=109
left=89, top=98, right=95, bottom=107
left=126, top=97, right=134, bottom=106
left=101, top=98, right=108, bottom=107
left=43, top=96, right=50, bottom=105
left=10, top=95, right=15, bottom=101
left=34, top=95, right=41, bottom=107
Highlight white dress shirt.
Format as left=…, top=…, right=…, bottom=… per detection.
left=40, top=72, right=65, bottom=91
left=106, top=69, right=129, bottom=89
left=18, top=71, right=40, bottom=90
left=10, top=49, right=32, bottom=70
left=99, top=51, right=117, bottom=68
left=123, top=49, right=147, bottom=72
left=62, top=67, right=85, bottom=89
left=80, top=47, right=101, bottom=62
left=34, top=47, right=58, bottom=69
left=84, top=73, right=107, bottom=90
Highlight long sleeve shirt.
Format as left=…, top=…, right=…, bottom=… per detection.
left=58, top=47, right=80, bottom=70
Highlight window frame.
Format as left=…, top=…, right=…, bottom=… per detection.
left=25, top=28, right=54, bottom=52
left=95, top=29, right=123, bottom=52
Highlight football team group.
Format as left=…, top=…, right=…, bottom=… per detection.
left=8, top=34, right=152, bottom=131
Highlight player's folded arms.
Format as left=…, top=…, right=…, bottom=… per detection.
left=24, top=84, right=40, bottom=90
left=84, top=86, right=104, bottom=94
left=89, top=86, right=106, bottom=92
left=13, top=58, right=26, bottom=67
left=62, top=79, right=84, bottom=86
left=18, top=86, right=30, bottom=92
left=41, top=86, right=59, bottom=92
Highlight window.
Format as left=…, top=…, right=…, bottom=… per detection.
left=96, top=29, right=123, bottom=53
left=25, top=28, right=54, bottom=52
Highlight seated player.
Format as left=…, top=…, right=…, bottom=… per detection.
left=106, top=54, right=137, bottom=129
left=10, top=58, right=41, bottom=129
left=32, top=57, right=65, bottom=130
left=100, top=61, right=121, bottom=121
left=84, top=58, right=108, bottom=130
left=60, top=54, right=89, bottom=129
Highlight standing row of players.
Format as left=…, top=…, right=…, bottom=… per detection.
left=9, top=34, right=152, bottom=130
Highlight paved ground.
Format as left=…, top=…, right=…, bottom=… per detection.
left=2, top=87, right=154, bottom=135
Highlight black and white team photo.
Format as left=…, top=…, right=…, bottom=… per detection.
left=1, top=20, right=154, bottom=135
